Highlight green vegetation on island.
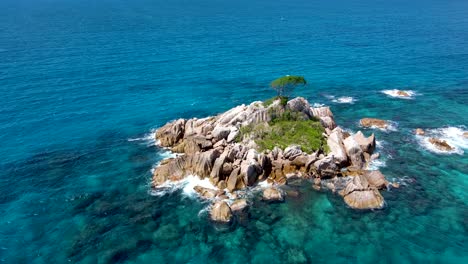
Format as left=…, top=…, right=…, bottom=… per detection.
left=237, top=97, right=329, bottom=154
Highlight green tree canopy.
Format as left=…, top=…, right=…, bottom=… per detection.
left=270, top=75, right=307, bottom=96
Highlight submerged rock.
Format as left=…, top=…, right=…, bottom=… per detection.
left=359, top=118, right=389, bottom=129
left=428, top=138, right=454, bottom=152
left=262, top=187, right=284, bottom=202
left=415, top=128, right=425, bottom=135
left=210, top=201, right=233, bottom=222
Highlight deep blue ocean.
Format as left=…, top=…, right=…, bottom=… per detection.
left=1, top=0, right=467, bottom=263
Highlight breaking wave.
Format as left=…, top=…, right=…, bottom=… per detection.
left=416, top=126, right=467, bottom=155
left=381, top=89, right=417, bottom=99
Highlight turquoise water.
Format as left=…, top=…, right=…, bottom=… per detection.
left=1, top=0, right=467, bottom=262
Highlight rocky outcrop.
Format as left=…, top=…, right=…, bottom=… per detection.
left=463, top=132, right=468, bottom=138
left=310, top=106, right=336, bottom=129
left=210, top=201, right=233, bottom=222
left=152, top=97, right=389, bottom=216
left=326, top=128, right=348, bottom=166
left=343, top=136, right=366, bottom=169
left=339, top=174, right=385, bottom=210
left=157, top=119, right=186, bottom=147
left=360, top=118, right=389, bottom=129
left=428, top=138, right=453, bottom=152
left=153, top=149, right=220, bottom=185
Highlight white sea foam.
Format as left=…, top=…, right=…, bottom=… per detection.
left=375, top=140, right=384, bottom=149
left=332, top=96, right=356, bottom=104
left=150, top=175, right=218, bottom=198
left=128, top=129, right=158, bottom=146
left=367, top=158, right=386, bottom=170
left=416, top=126, right=467, bottom=155
left=312, top=103, right=325, bottom=108
left=381, top=89, right=416, bottom=99
left=182, top=175, right=218, bottom=197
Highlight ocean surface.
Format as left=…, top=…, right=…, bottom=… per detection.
left=1, top=0, right=467, bottom=263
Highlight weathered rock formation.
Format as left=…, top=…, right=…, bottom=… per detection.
left=339, top=173, right=386, bottom=210
left=152, top=97, right=391, bottom=219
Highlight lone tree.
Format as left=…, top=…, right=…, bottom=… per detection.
left=270, top=75, right=307, bottom=97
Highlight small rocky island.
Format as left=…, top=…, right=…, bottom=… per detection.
left=153, top=97, right=396, bottom=222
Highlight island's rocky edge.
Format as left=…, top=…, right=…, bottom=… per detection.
left=153, top=97, right=397, bottom=222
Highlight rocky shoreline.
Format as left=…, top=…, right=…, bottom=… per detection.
left=152, top=97, right=397, bottom=223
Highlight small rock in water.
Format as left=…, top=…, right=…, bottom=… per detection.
left=396, top=90, right=411, bottom=97
left=415, top=128, right=425, bottom=135
left=193, top=186, right=218, bottom=199
left=262, top=187, right=284, bottom=202
left=230, top=199, right=249, bottom=212
left=428, top=138, right=454, bottom=152
left=359, top=118, right=389, bottom=129
left=463, top=131, right=468, bottom=138
left=210, top=201, right=233, bottom=222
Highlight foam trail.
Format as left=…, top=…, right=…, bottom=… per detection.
left=332, top=96, right=356, bottom=104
